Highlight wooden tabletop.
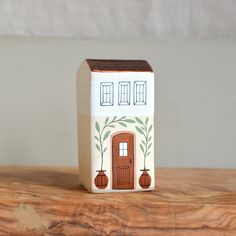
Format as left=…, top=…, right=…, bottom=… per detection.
left=0, top=167, right=235, bottom=236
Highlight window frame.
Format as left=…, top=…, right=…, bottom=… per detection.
left=119, top=142, right=128, bottom=157
left=100, top=82, right=114, bottom=106
left=134, top=81, right=147, bottom=105
left=118, top=81, right=131, bottom=106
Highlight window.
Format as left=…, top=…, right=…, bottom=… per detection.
left=119, top=142, right=128, bottom=157
left=100, top=82, right=113, bottom=106
left=134, top=81, right=146, bottom=105
left=118, top=82, right=130, bottom=105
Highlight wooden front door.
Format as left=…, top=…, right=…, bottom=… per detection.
left=112, top=133, right=134, bottom=189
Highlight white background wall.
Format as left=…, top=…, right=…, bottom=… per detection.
left=0, top=37, right=235, bottom=168
left=0, top=0, right=235, bottom=167
left=0, top=0, right=236, bottom=39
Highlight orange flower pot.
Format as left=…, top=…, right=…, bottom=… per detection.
left=94, top=170, right=108, bottom=189
left=139, top=169, right=151, bottom=189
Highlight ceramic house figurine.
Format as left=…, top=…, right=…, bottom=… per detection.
left=76, top=59, right=155, bottom=193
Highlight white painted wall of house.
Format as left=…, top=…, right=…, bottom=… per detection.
left=90, top=72, right=154, bottom=117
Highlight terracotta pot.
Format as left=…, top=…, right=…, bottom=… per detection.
left=139, top=169, right=151, bottom=189
left=94, top=170, right=108, bottom=189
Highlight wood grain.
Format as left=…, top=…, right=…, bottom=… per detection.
left=0, top=167, right=235, bottom=235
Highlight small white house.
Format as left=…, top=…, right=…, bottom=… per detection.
left=76, top=59, right=155, bottom=193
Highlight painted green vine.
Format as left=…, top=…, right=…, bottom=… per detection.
left=135, top=117, right=153, bottom=170
left=94, top=116, right=135, bottom=171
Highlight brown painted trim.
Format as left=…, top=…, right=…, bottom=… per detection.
left=86, top=59, right=153, bottom=72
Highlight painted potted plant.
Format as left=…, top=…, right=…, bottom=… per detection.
left=94, top=116, right=135, bottom=189
left=135, top=117, right=153, bottom=189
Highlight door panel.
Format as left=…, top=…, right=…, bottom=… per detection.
left=112, top=133, right=134, bottom=189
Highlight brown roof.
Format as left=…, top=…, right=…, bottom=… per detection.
left=86, top=59, right=153, bottom=72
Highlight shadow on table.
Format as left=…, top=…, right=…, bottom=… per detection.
left=0, top=166, right=86, bottom=191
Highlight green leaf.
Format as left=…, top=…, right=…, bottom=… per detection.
left=104, top=117, right=109, bottom=125
left=123, top=119, right=135, bottom=123
left=148, top=136, right=152, bottom=141
left=140, top=144, right=144, bottom=153
left=120, top=116, right=126, bottom=120
left=109, top=125, right=115, bottom=128
left=146, top=151, right=151, bottom=156
left=135, top=117, right=144, bottom=125
left=118, top=122, right=127, bottom=127
left=96, top=144, right=100, bottom=152
left=148, top=124, right=153, bottom=133
left=135, top=126, right=144, bottom=135
left=112, top=116, right=117, bottom=121
left=94, top=136, right=99, bottom=141
left=95, top=121, right=100, bottom=133
left=103, top=147, right=107, bottom=153
left=141, top=127, right=145, bottom=131
left=147, top=143, right=152, bottom=150
left=103, top=130, right=111, bottom=141
left=141, top=140, right=145, bottom=146
left=145, top=117, right=149, bottom=125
